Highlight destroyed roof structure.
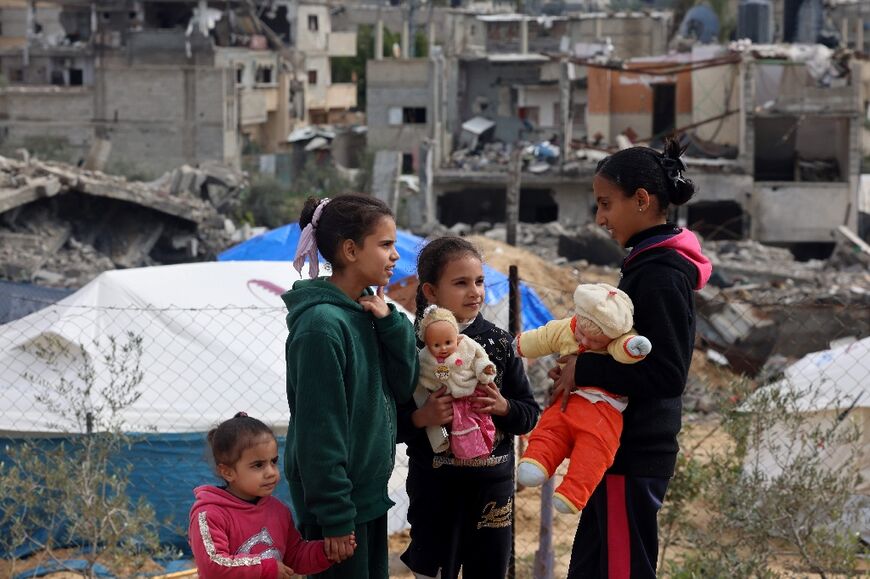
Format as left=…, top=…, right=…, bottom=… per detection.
left=366, top=5, right=867, bottom=254
left=0, top=153, right=245, bottom=288
left=0, top=0, right=358, bottom=177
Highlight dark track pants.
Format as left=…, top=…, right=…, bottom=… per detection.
left=567, top=474, right=669, bottom=579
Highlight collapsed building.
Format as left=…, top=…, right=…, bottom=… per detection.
left=0, top=153, right=245, bottom=288
left=0, top=0, right=357, bottom=178
left=366, top=6, right=867, bottom=256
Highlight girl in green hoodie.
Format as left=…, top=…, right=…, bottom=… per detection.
left=283, top=194, right=419, bottom=579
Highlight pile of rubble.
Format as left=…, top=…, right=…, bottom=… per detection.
left=418, top=220, right=869, bottom=385
left=0, top=154, right=247, bottom=288
left=704, top=235, right=870, bottom=306
left=415, top=220, right=627, bottom=268
left=448, top=140, right=563, bottom=174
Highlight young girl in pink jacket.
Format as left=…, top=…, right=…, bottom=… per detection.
left=189, top=413, right=346, bottom=578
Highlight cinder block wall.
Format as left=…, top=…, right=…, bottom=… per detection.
left=0, top=66, right=235, bottom=177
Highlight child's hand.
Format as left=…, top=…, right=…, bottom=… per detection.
left=358, top=286, right=390, bottom=319
left=483, top=365, right=496, bottom=375
left=325, top=533, right=357, bottom=563
left=277, top=562, right=295, bottom=578
left=412, top=386, right=453, bottom=427
left=549, top=354, right=578, bottom=412
left=472, top=382, right=509, bottom=416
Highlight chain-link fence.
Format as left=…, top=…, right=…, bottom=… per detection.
left=1, top=274, right=868, bottom=577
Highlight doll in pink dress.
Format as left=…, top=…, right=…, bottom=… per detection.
left=415, top=305, right=497, bottom=459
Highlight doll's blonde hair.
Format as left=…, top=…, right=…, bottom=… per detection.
left=417, top=305, right=460, bottom=342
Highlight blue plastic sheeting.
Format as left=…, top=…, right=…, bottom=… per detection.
left=218, top=223, right=425, bottom=286
left=219, top=224, right=553, bottom=331
left=14, top=560, right=112, bottom=578
left=0, top=434, right=294, bottom=558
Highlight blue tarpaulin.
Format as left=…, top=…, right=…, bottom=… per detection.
left=0, top=434, right=293, bottom=558
left=218, top=224, right=553, bottom=331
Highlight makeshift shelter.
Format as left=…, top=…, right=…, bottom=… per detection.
left=218, top=223, right=554, bottom=331
left=749, top=337, right=870, bottom=536
left=0, top=261, right=414, bottom=557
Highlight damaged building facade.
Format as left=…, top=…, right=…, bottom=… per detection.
left=0, top=0, right=357, bottom=177
left=366, top=6, right=864, bottom=254
left=366, top=9, right=673, bottom=228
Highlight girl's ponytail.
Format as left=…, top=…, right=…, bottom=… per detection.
left=595, top=137, right=697, bottom=212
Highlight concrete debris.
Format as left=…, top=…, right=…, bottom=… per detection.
left=695, top=236, right=870, bottom=376
left=429, top=223, right=868, bottom=379
left=449, top=139, right=563, bottom=173
left=0, top=154, right=247, bottom=289
left=704, top=238, right=870, bottom=306
left=557, top=224, right=626, bottom=266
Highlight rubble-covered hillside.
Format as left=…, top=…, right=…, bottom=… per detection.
left=0, top=154, right=247, bottom=288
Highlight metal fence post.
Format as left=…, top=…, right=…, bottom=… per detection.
left=508, top=265, right=522, bottom=579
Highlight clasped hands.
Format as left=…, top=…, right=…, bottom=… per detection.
left=413, top=379, right=509, bottom=428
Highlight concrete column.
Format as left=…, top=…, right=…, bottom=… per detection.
left=375, top=19, right=384, bottom=61
left=560, top=59, right=571, bottom=170
left=402, top=19, right=410, bottom=59
left=857, top=19, right=865, bottom=53
left=429, top=20, right=436, bottom=53
left=842, top=18, right=849, bottom=46
left=520, top=18, right=529, bottom=54
left=24, top=0, right=34, bottom=65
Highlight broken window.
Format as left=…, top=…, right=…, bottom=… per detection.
left=255, top=65, right=274, bottom=84
left=754, top=116, right=849, bottom=182
left=438, top=187, right=558, bottom=226
left=144, top=3, right=193, bottom=30
left=236, top=66, right=244, bottom=85
left=652, top=83, right=676, bottom=138
left=687, top=201, right=744, bottom=241
left=308, top=15, right=319, bottom=32
left=402, top=153, right=414, bottom=174
left=68, top=68, right=83, bottom=86
left=308, top=69, right=318, bottom=85
left=50, top=70, right=65, bottom=86
left=402, top=107, right=427, bottom=124
left=518, top=106, right=540, bottom=126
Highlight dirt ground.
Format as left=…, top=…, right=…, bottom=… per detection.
left=468, top=235, right=619, bottom=318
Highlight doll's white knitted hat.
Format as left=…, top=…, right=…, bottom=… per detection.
left=417, top=305, right=460, bottom=341
left=573, top=283, right=634, bottom=339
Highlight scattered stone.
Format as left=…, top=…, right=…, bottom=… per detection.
left=448, top=222, right=472, bottom=236
left=0, top=153, right=247, bottom=289
left=557, top=226, right=625, bottom=266
left=472, top=221, right=492, bottom=234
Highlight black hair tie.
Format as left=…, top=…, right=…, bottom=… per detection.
left=659, top=155, right=688, bottom=190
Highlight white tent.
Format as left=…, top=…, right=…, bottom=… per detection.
left=749, top=337, right=870, bottom=535
left=0, top=261, right=412, bottom=434
left=0, top=261, right=414, bottom=540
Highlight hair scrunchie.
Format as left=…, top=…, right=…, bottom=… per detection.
left=293, top=198, right=331, bottom=279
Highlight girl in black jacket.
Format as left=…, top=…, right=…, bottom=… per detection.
left=397, top=236, right=540, bottom=579
left=552, top=139, right=712, bottom=578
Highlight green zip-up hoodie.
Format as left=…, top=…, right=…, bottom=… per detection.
left=282, top=278, right=419, bottom=537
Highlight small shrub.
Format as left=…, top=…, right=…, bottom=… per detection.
left=0, top=333, right=161, bottom=578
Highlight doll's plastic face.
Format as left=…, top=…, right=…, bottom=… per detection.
left=425, top=321, right=459, bottom=359
left=573, top=317, right=613, bottom=351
